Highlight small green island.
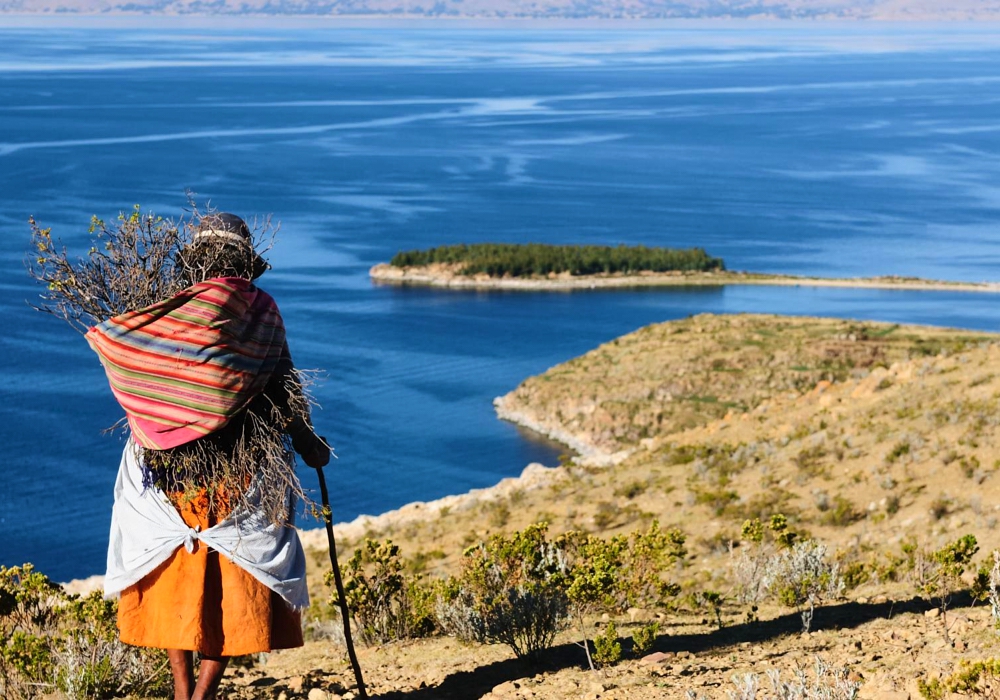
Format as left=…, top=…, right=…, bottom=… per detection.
left=389, top=243, right=725, bottom=277
left=371, top=242, right=1000, bottom=294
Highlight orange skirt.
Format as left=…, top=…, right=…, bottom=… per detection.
left=116, top=491, right=304, bottom=656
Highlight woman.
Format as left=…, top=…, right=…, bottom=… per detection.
left=87, top=212, right=328, bottom=700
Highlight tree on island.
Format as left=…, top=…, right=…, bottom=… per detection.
left=390, top=243, right=724, bottom=277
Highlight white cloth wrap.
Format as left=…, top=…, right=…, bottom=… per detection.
left=104, top=440, right=309, bottom=611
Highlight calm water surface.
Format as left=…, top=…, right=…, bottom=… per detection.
left=2, top=21, right=1000, bottom=580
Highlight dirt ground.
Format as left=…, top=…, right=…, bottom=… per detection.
left=221, top=595, right=996, bottom=699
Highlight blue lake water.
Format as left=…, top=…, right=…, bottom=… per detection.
left=2, top=20, right=1000, bottom=582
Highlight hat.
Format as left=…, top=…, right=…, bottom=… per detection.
left=180, top=212, right=269, bottom=281
left=195, top=212, right=253, bottom=247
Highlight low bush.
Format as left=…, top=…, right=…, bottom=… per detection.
left=769, top=540, right=845, bottom=632
left=562, top=521, right=686, bottom=616
left=436, top=524, right=569, bottom=661
left=55, top=592, right=170, bottom=700
left=631, top=621, right=659, bottom=656
left=438, top=521, right=686, bottom=667
left=919, top=658, right=1000, bottom=699
left=693, top=590, right=725, bottom=629
left=730, top=515, right=842, bottom=632
left=592, top=621, right=622, bottom=668
left=984, top=551, right=1000, bottom=633
left=330, top=539, right=436, bottom=646
left=560, top=521, right=685, bottom=669
left=0, top=564, right=170, bottom=700
left=728, top=657, right=861, bottom=700
left=912, top=534, right=979, bottom=641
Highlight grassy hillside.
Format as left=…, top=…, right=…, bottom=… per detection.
left=283, top=313, right=1000, bottom=699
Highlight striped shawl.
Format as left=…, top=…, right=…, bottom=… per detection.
left=86, top=277, right=287, bottom=450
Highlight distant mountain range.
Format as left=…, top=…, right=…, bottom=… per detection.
left=3, top=0, right=998, bottom=19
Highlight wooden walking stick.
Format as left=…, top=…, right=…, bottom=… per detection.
left=316, top=465, right=369, bottom=700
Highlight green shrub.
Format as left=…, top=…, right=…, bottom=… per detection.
left=821, top=495, right=863, bottom=527
left=56, top=592, right=170, bottom=700
left=560, top=521, right=684, bottom=670
left=631, top=621, right=659, bottom=656
left=592, top=501, right=621, bottom=529
left=914, top=534, right=979, bottom=641
left=331, top=539, right=436, bottom=646
left=694, top=590, right=725, bottom=629
left=592, top=621, right=622, bottom=667
left=929, top=495, right=951, bottom=520
left=1, top=565, right=170, bottom=700
left=438, top=521, right=686, bottom=669
left=563, top=520, right=686, bottom=615
left=485, top=501, right=511, bottom=528
left=613, top=480, right=648, bottom=500
left=437, top=524, right=569, bottom=661
left=919, top=658, right=1000, bottom=699
left=0, top=564, right=60, bottom=697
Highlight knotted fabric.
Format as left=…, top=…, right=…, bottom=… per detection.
left=85, top=277, right=287, bottom=450
left=104, top=440, right=309, bottom=611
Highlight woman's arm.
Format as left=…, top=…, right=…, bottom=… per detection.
left=264, top=341, right=330, bottom=468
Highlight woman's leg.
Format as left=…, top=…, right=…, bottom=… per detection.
left=191, top=655, right=230, bottom=700
left=167, top=649, right=194, bottom=700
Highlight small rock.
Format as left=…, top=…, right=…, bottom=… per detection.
left=286, top=677, right=304, bottom=693
left=492, top=681, right=519, bottom=695
left=307, top=690, right=328, bottom=700
left=925, top=608, right=941, bottom=619
left=640, top=652, right=672, bottom=665
left=955, top=640, right=967, bottom=652
left=856, top=596, right=869, bottom=604
left=278, top=693, right=288, bottom=700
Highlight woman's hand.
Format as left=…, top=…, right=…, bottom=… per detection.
left=302, top=435, right=331, bottom=469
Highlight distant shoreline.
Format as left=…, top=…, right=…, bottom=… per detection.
left=370, top=263, right=1000, bottom=294
left=3, top=13, right=1000, bottom=23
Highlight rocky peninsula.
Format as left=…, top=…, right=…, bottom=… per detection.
left=291, top=314, right=1000, bottom=698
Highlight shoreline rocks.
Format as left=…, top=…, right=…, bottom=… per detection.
left=370, top=262, right=1000, bottom=294
left=493, top=394, right=628, bottom=467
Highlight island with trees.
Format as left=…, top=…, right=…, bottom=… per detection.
left=371, top=242, right=1000, bottom=293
